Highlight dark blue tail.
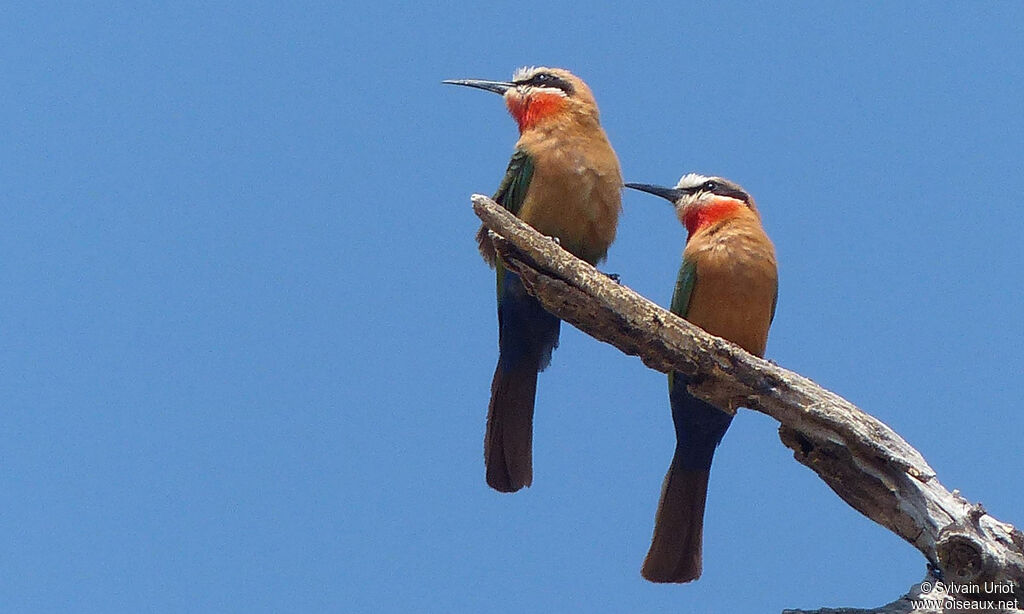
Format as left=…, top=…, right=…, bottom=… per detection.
left=484, top=271, right=561, bottom=492
left=642, top=372, right=733, bottom=582
left=669, top=373, right=733, bottom=471
left=495, top=271, right=560, bottom=373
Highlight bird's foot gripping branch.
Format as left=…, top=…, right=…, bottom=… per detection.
left=470, top=193, right=1024, bottom=613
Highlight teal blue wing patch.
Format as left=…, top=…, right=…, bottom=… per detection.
left=669, top=258, right=697, bottom=318
left=493, top=149, right=534, bottom=216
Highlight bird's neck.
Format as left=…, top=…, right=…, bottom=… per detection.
left=506, top=92, right=570, bottom=132
left=682, top=199, right=745, bottom=238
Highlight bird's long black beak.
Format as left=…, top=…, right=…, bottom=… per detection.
left=624, top=182, right=689, bottom=203
left=442, top=79, right=515, bottom=95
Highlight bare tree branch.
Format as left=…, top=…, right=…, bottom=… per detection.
left=471, top=194, right=1024, bottom=612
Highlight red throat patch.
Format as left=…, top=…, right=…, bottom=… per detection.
left=684, top=198, right=743, bottom=237
left=506, top=91, right=568, bottom=131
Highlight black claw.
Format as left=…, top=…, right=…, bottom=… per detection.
left=603, top=272, right=621, bottom=283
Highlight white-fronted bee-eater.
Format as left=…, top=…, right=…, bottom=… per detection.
left=626, top=174, right=778, bottom=582
left=445, top=67, right=622, bottom=493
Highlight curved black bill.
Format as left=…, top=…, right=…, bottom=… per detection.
left=624, top=182, right=688, bottom=203
left=442, top=79, right=514, bottom=95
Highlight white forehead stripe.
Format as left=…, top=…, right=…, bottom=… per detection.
left=513, top=65, right=553, bottom=81
left=675, top=173, right=712, bottom=189
left=513, top=66, right=536, bottom=81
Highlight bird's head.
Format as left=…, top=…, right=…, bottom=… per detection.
left=626, top=174, right=757, bottom=236
left=443, top=66, right=600, bottom=132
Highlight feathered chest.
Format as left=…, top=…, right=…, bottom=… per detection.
left=686, top=224, right=776, bottom=282
left=682, top=221, right=778, bottom=356
left=515, top=129, right=622, bottom=263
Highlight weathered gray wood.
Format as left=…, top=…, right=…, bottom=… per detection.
left=471, top=194, right=1024, bottom=612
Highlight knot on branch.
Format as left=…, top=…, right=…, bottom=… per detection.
left=936, top=529, right=990, bottom=584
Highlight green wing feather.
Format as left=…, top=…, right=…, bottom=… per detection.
left=490, top=149, right=535, bottom=298
left=493, top=148, right=534, bottom=214
left=667, top=258, right=697, bottom=391
left=669, top=258, right=697, bottom=318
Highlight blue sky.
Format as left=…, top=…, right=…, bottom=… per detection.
left=2, top=2, right=1023, bottom=612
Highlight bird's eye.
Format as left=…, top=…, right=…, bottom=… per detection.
left=703, top=181, right=718, bottom=193
left=525, top=72, right=574, bottom=95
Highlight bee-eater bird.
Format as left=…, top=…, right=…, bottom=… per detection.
left=444, top=67, right=622, bottom=493
left=625, top=174, right=778, bottom=582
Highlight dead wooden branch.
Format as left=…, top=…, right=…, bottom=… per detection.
left=471, top=194, right=1024, bottom=612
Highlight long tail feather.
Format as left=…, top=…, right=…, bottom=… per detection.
left=643, top=373, right=733, bottom=581
left=485, top=362, right=538, bottom=492
left=484, top=270, right=559, bottom=492
left=642, top=462, right=710, bottom=582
